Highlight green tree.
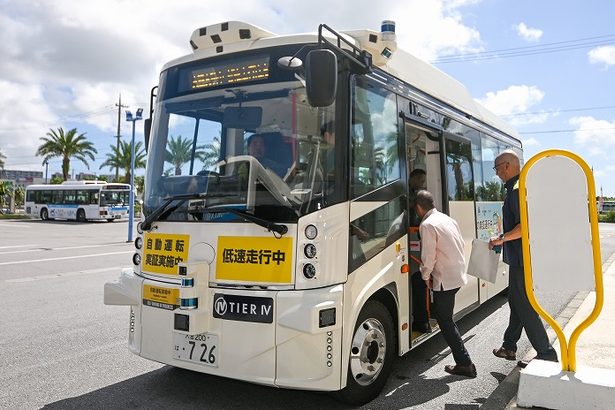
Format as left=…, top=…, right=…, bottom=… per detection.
left=166, top=135, right=203, bottom=175
left=476, top=180, right=504, bottom=201
left=0, top=180, right=12, bottom=212
left=97, top=175, right=109, bottom=182
left=134, top=175, right=145, bottom=196
left=36, top=128, right=97, bottom=181
left=99, top=140, right=146, bottom=183
left=14, top=186, right=24, bottom=208
left=50, top=175, right=63, bottom=184
left=199, top=135, right=221, bottom=170
left=0, top=149, right=6, bottom=170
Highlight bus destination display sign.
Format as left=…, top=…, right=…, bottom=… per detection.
left=186, top=55, right=269, bottom=90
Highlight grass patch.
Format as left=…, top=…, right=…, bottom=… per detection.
left=0, top=214, right=32, bottom=219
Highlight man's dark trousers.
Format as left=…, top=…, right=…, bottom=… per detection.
left=432, top=287, right=472, bottom=366
left=502, top=265, right=558, bottom=360
left=411, top=272, right=428, bottom=324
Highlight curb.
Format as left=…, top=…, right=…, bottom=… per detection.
left=481, top=251, right=615, bottom=409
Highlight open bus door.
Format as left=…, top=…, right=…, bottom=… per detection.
left=401, top=113, right=447, bottom=345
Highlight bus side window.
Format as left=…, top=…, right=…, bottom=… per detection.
left=90, top=192, right=99, bottom=205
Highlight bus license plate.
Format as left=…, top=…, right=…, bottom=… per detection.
left=173, top=332, right=219, bottom=367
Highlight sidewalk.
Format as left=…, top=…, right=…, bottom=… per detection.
left=505, top=252, right=615, bottom=408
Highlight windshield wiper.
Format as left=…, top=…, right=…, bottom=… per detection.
left=203, top=208, right=288, bottom=236
left=141, top=193, right=205, bottom=231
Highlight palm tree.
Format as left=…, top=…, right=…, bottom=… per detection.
left=36, top=128, right=97, bottom=181
left=199, top=135, right=221, bottom=170
left=166, top=135, right=203, bottom=175
left=0, top=148, right=6, bottom=170
left=99, top=140, right=146, bottom=183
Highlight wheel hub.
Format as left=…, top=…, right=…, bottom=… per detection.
left=349, top=318, right=386, bottom=386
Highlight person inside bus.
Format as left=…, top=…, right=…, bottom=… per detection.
left=247, top=134, right=279, bottom=174
left=409, top=168, right=430, bottom=333
left=489, top=150, right=558, bottom=368
left=416, top=189, right=477, bottom=378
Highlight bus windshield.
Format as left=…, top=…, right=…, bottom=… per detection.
left=100, top=190, right=130, bottom=206
left=144, top=77, right=336, bottom=223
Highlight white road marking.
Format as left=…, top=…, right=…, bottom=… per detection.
left=0, top=251, right=133, bottom=266
left=0, top=244, right=40, bottom=249
left=5, top=266, right=124, bottom=283
left=0, top=223, right=31, bottom=228
left=0, top=242, right=129, bottom=255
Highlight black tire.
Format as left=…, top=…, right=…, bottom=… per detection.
left=107, top=218, right=115, bottom=222
left=76, top=209, right=86, bottom=222
left=334, top=300, right=396, bottom=405
left=40, top=208, right=48, bottom=221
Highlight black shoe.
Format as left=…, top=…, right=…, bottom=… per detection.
left=412, top=322, right=431, bottom=333
left=493, top=347, right=516, bottom=360
left=444, top=363, right=477, bottom=378
left=519, top=355, right=558, bottom=368
left=517, top=359, right=530, bottom=369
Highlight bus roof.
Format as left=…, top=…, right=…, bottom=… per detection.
left=163, top=21, right=519, bottom=141
left=26, top=182, right=131, bottom=190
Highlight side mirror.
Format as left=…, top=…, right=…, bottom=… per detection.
left=305, top=49, right=337, bottom=107
left=144, top=118, right=151, bottom=153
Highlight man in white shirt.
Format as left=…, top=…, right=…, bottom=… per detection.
left=416, top=190, right=476, bottom=378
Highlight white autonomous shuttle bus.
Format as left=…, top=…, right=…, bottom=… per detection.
left=104, top=20, right=522, bottom=404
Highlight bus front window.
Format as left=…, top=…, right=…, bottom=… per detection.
left=144, top=79, right=336, bottom=223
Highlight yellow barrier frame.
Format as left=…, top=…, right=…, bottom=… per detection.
left=519, top=149, right=603, bottom=372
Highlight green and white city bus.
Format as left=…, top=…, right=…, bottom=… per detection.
left=105, top=20, right=522, bottom=404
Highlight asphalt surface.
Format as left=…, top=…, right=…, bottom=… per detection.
left=1, top=220, right=614, bottom=410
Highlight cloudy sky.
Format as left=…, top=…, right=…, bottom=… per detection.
left=1, top=0, right=614, bottom=194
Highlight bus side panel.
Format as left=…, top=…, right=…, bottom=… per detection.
left=448, top=201, right=479, bottom=313
left=275, top=285, right=343, bottom=390
left=49, top=204, right=78, bottom=220
left=340, top=238, right=409, bottom=388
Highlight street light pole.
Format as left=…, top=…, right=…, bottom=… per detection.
left=126, top=108, right=143, bottom=242
left=44, top=160, right=48, bottom=184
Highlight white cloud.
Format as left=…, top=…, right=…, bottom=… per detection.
left=569, top=116, right=615, bottom=156
left=514, top=22, right=543, bottom=42
left=476, top=85, right=547, bottom=125
left=0, top=0, right=484, bottom=172
left=522, top=137, right=540, bottom=147
left=588, top=46, right=615, bottom=67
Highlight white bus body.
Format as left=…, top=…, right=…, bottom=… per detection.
left=104, top=21, right=522, bottom=404
left=25, top=180, right=131, bottom=222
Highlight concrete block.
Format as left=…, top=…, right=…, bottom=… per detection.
left=517, top=359, right=615, bottom=409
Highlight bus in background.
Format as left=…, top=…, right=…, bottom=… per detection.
left=25, top=180, right=131, bottom=222
left=600, top=200, right=615, bottom=214
left=104, top=20, right=522, bottom=404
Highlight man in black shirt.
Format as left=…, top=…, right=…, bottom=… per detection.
left=489, top=150, right=558, bottom=368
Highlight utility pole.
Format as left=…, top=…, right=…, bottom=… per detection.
left=115, top=94, right=128, bottom=182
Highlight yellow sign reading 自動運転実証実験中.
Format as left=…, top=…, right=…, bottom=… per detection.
left=142, top=233, right=190, bottom=275
left=215, top=236, right=293, bottom=283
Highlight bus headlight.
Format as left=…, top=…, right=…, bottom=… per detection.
left=133, top=253, right=141, bottom=266
left=304, top=243, right=317, bottom=258
left=303, top=263, right=316, bottom=279
left=135, top=237, right=143, bottom=250
left=305, top=224, right=318, bottom=240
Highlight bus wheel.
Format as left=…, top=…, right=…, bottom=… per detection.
left=335, top=300, right=396, bottom=405
left=76, top=209, right=86, bottom=222
left=40, top=208, right=48, bottom=220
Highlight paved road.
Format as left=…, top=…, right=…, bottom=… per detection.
left=1, top=220, right=613, bottom=409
